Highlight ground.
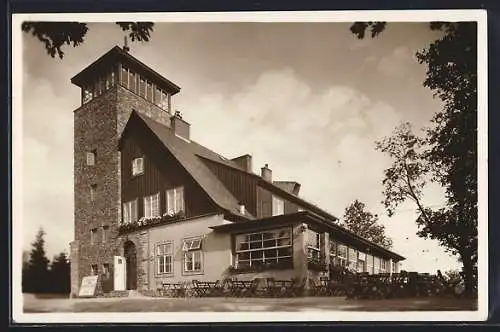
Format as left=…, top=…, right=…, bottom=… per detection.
left=23, top=294, right=477, bottom=313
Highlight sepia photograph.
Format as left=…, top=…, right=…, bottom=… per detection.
left=12, top=10, right=488, bottom=322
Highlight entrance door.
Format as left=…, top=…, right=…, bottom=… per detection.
left=113, top=256, right=126, bottom=291
left=124, top=241, right=137, bottom=290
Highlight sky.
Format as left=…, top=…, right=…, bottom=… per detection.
left=20, top=21, right=462, bottom=273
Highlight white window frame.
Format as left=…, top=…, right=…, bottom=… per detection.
left=272, top=195, right=284, bottom=216
left=86, top=150, right=96, bottom=166
left=123, top=199, right=138, bottom=224
left=144, top=193, right=160, bottom=219
left=166, top=186, right=185, bottom=215
left=90, top=184, right=97, bottom=202
left=235, top=227, right=292, bottom=269
left=132, top=157, right=144, bottom=176
left=156, top=242, right=174, bottom=274
left=182, top=237, right=203, bottom=273
left=306, top=229, right=321, bottom=262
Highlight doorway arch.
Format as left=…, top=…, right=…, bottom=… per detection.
left=124, top=240, right=137, bottom=290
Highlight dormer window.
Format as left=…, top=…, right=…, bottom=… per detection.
left=272, top=196, right=284, bottom=216
left=132, top=157, right=144, bottom=176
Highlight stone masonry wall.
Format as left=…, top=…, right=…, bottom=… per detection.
left=72, top=83, right=174, bottom=295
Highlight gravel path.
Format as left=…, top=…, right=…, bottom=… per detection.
left=22, top=294, right=477, bottom=313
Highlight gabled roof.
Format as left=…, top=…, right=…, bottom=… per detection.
left=122, top=111, right=253, bottom=220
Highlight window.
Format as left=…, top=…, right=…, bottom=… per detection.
left=235, top=227, right=292, bottom=269
left=90, top=228, right=98, bottom=245
left=132, top=157, right=144, bottom=176
left=160, top=91, right=169, bottom=110
left=90, top=184, right=97, bottom=202
left=348, top=247, right=358, bottom=271
left=380, top=259, right=388, bottom=273
left=105, top=72, right=111, bottom=90
left=157, top=242, right=173, bottom=274
left=392, top=261, right=398, bottom=273
left=123, top=199, right=138, bottom=224
left=357, top=252, right=366, bottom=273
left=336, top=243, right=348, bottom=267
left=129, top=71, right=137, bottom=93
left=86, top=150, right=96, bottom=166
left=154, top=87, right=162, bottom=107
left=121, top=67, right=128, bottom=87
left=366, top=254, right=374, bottom=274
left=272, top=196, right=284, bottom=216
left=111, top=70, right=116, bottom=86
left=144, top=193, right=160, bottom=218
left=183, top=237, right=203, bottom=273
left=102, top=263, right=110, bottom=276
left=83, top=86, right=92, bottom=104
left=306, top=229, right=321, bottom=263
left=146, top=82, right=153, bottom=101
left=102, top=225, right=110, bottom=243
left=166, top=187, right=185, bottom=215
left=139, top=77, right=146, bottom=97
left=91, top=264, right=98, bottom=276
left=374, top=256, right=381, bottom=274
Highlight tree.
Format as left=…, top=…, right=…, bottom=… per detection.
left=50, top=252, right=71, bottom=294
left=22, top=22, right=154, bottom=59
left=24, top=228, right=51, bottom=293
left=351, top=22, right=478, bottom=297
left=341, top=199, right=393, bottom=249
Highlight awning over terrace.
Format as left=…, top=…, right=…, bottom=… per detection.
left=211, top=211, right=405, bottom=262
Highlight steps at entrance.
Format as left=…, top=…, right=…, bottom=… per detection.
left=103, top=290, right=147, bottom=298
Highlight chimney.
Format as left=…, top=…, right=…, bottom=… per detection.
left=123, top=36, right=130, bottom=53
left=238, top=203, right=245, bottom=215
left=170, top=111, right=190, bottom=142
left=231, top=154, right=253, bottom=173
left=261, top=164, right=272, bottom=182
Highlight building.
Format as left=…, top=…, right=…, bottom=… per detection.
left=69, top=45, right=404, bottom=296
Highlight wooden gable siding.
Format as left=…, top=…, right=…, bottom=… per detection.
left=200, top=159, right=257, bottom=216
left=120, top=124, right=217, bottom=220
left=256, top=185, right=299, bottom=218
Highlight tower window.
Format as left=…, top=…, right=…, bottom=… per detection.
left=102, top=225, right=110, bottom=243
left=160, top=91, right=169, bottom=111
left=139, top=77, right=146, bottom=97
left=86, top=149, right=96, bottom=166
left=121, top=67, right=128, bottom=87
left=90, top=228, right=98, bottom=245
left=129, top=71, right=137, bottom=93
left=146, top=82, right=153, bottom=101
left=90, top=184, right=97, bottom=202
left=83, top=86, right=92, bottom=104
left=132, top=157, right=144, bottom=176
left=154, top=87, right=161, bottom=107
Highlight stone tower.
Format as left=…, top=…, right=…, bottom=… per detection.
left=69, top=46, right=181, bottom=296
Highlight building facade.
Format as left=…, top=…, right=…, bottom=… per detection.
left=70, top=46, right=404, bottom=296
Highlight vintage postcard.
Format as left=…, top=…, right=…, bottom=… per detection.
left=11, top=10, right=488, bottom=323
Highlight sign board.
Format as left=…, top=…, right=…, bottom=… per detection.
left=78, top=275, right=98, bottom=297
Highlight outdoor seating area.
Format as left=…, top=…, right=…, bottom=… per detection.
left=343, top=271, right=448, bottom=300
left=156, top=277, right=307, bottom=298
left=154, top=270, right=456, bottom=300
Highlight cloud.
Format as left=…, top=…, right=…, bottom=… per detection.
left=178, top=68, right=459, bottom=273
left=376, top=46, right=417, bottom=77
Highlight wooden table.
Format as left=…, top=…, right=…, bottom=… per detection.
left=161, top=283, right=186, bottom=297
left=192, top=281, right=223, bottom=297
